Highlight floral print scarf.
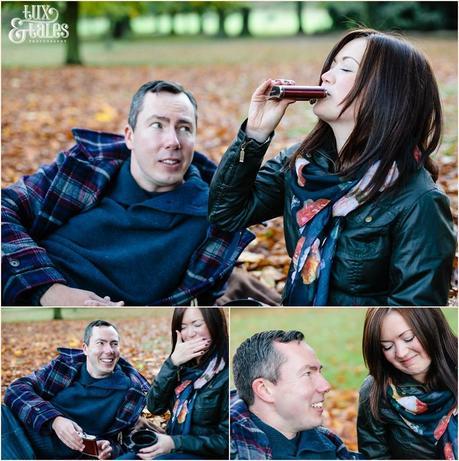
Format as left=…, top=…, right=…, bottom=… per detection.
left=168, top=354, right=225, bottom=436
left=387, top=382, right=458, bottom=460
left=284, top=155, right=399, bottom=305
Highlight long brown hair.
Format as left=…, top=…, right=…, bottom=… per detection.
left=171, top=307, right=228, bottom=364
left=291, top=29, right=441, bottom=203
left=362, top=308, right=457, bottom=419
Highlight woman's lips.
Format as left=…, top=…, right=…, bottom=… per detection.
left=399, top=355, right=417, bottom=365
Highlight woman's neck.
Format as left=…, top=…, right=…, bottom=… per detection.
left=329, top=121, right=355, bottom=155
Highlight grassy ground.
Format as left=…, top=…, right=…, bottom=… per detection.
left=0, top=307, right=170, bottom=322
left=229, top=307, right=458, bottom=389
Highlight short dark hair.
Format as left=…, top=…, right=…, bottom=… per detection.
left=83, top=320, right=119, bottom=345
left=362, top=308, right=457, bottom=419
left=128, top=80, right=198, bottom=130
left=233, top=330, right=304, bottom=405
left=171, top=308, right=228, bottom=364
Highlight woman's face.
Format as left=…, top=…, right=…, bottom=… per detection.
left=380, top=311, right=431, bottom=383
left=180, top=308, right=212, bottom=344
left=313, top=37, right=367, bottom=126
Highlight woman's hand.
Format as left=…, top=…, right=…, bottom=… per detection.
left=170, top=330, right=210, bottom=366
left=137, top=433, right=175, bottom=460
left=246, top=78, right=296, bottom=143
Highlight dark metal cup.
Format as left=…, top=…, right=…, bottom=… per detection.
left=126, top=430, right=158, bottom=453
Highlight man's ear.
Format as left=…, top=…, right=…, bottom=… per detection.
left=82, top=343, right=89, bottom=356
left=124, top=124, right=134, bottom=150
left=252, top=378, right=275, bottom=404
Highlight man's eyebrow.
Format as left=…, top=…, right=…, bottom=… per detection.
left=145, top=114, right=193, bottom=125
left=298, top=364, right=322, bottom=374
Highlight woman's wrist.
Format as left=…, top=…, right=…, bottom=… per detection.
left=169, top=353, right=181, bottom=367
left=245, top=126, right=270, bottom=143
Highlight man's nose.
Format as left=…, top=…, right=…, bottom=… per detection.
left=317, top=375, right=331, bottom=394
left=164, top=127, right=181, bottom=149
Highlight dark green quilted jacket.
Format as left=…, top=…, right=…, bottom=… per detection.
left=357, top=375, right=440, bottom=459
left=147, top=357, right=228, bottom=459
left=208, top=126, right=456, bottom=306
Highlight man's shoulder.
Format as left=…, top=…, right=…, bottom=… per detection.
left=230, top=390, right=250, bottom=419
left=230, top=391, right=271, bottom=460
left=314, top=426, right=358, bottom=459
left=69, top=128, right=130, bottom=161
left=191, top=151, right=217, bottom=185
left=116, top=356, right=150, bottom=393
left=230, top=391, right=268, bottom=440
left=55, top=347, right=85, bottom=362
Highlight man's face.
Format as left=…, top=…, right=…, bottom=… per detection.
left=269, top=341, right=331, bottom=433
left=125, top=91, right=196, bottom=193
left=83, top=326, right=120, bottom=379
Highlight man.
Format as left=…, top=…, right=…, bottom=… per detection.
left=2, top=320, right=149, bottom=459
left=231, top=330, right=359, bottom=460
left=2, top=80, right=257, bottom=306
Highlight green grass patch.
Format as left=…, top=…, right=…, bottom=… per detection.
left=1, top=307, right=171, bottom=323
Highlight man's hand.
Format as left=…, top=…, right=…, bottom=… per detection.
left=96, top=440, right=112, bottom=460
left=170, top=330, right=210, bottom=366
left=137, top=433, right=175, bottom=460
left=51, top=416, right=85, bottom=452
left=40, top=283, right=124, bottom=306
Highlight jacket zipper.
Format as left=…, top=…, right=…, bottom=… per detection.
left=316, top=149, right=337, bottom=171
left=239, top=141, right=248, bottom=163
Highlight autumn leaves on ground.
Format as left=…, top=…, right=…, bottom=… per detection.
left=1, top=311, right=359, bottom=450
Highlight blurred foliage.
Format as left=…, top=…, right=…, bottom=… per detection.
left=2, top=1, right=456, bottom=65
left=325, top=1, right=457, bottom=31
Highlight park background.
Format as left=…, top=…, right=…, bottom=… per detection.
left=1, top=306, right=457, bottom=452
left=1, top=0, right=458, bottom=303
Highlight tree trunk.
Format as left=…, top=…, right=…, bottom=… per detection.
left=53, top=308, right=63, bottom=320
left=169, top=13, right=176, bottom=35
left=217, top=9, right=227, bottom=37
left=296, top=1, right=304, bottom=35
left=63, top=1, right=82, bottom=65
left=197, top=12, right=205, bottom=35
left=112, top=15, right=131, bottom=39
left=240, top=7, right=251, bottom=36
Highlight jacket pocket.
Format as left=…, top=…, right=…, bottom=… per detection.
left=192, top=392, right=221, bottom=425
left=333, top=207, right=396, bottom=294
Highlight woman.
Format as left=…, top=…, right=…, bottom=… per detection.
left=138, top=307, right=228, bottom=460
left=359, top=308, right=457, bottom=459
left=208, top=28, right=456, bottom=306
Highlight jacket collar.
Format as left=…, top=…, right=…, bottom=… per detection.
left=57, top=347, right=150, bottom=392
